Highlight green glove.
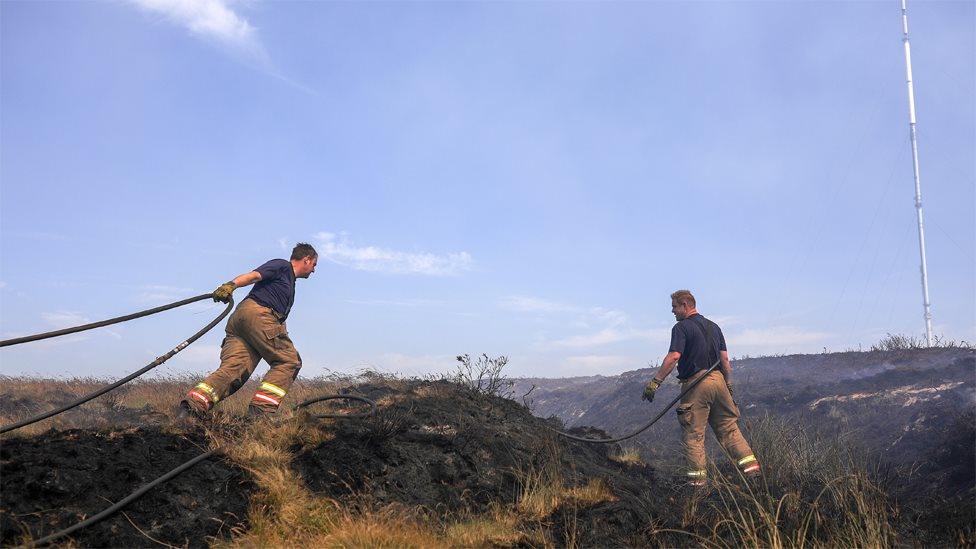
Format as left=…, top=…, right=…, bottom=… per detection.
left=212, top=281, right=236, bottom=303
left=642, top=378, right=662, bottom=402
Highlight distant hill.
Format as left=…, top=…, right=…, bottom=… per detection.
left=515, top=347, right=975, bottom=495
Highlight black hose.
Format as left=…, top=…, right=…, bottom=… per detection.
left=296, top=394, right=377, bottom=419
left=17, top=449, right=218, bottom=549
left=0, top=298, right=234, bottom=435
left=546, top=360, right=720, bottom=444
left=0, top=294, right=215, bottom=348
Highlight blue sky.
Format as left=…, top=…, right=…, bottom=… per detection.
left=1, top=0, right=973, bottom=380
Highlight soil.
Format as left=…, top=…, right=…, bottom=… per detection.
left=0, top=427, right=251, bottom=548
left=1, top=379, right=663, bottom=548
left=293, top=380, right=659, bottom=545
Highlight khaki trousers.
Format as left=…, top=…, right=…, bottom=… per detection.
left=186, top=298, right=302, bottom=413
left=677, top=370, right=757, bottom=478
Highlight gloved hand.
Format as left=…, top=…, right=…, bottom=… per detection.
left=642, top=379, right=662, bottom=402
left=212, top=281, right=236, bottom=303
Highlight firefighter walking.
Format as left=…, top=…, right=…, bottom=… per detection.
left=642, top=290, right=761, bottom=485
left=179, top=243, right=318, bottom=418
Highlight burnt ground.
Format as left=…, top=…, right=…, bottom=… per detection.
left=0, top=379, right=664, bottom=548
left=0, top=428, right=251, bottom=548
left=293, top=380, right=660, bottom=546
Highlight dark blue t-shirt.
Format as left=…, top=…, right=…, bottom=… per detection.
left=669, top=314, right=727, bottom=380
left=245, top=259, right=296, bottom=321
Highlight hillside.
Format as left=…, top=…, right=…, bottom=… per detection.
left=1, top=377, right=659, bottom=547
left=515, top=347, right=974, bottom=467
left=514, top=346, right=976, bottom=544
left=1, top=352, right=972, bottom=547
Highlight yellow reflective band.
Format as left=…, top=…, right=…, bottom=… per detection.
left=195, top=383, right=219, bottom=402
left=260, top=382, right=287, bottom=397
left=686, top=470, right=707, bottom=477
left=738, top=455, right=757, bottom=466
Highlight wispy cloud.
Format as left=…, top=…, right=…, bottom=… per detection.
left=128, top=0, right=314, bottom=93
left=314, top=232, right=473, bottom=276
left=562, top=355, right=632, bottom=375
left=170, top=343, right=221, bottom=365
left=135, top=284, right=195, bottom=304
left=369, top=353, right=457, bottom=376
left=549, top=327, right=663, bottom=349
left=130, top=0, right=259, bottom=51
left=41, top=311, right=91, bottom=329
left=499, top=296, right=577, bottom=314
left=731, top=326, right=830, bottom=349
left=502, top=295, right=668, bottom=350
left=344, top=298, right=443, bottom=308
left=39, top=311, right=122, bottom=341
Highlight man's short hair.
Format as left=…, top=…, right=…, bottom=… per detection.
left=290, top=242, right=318, bottom=261
left=670, top=289, right=696, bottom=308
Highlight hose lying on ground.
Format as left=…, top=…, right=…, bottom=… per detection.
left=296, top=393, right=377, bottom=418
left=16, top=393, right=376, bottom=549
left=546, top=359, right=720, bottom=444
left=0, top=296, right=234, bottom=435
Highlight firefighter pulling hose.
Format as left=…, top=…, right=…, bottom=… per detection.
left=0, top=252, right=376, bottom=547
left=548, top=290, right=761, bottom=487
left=0, top=294, right=233, bottom=434
left=179, top=242, right=320, bottom=420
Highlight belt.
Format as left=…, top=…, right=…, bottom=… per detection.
left=244, top=298, right=287, bottom=323
left=679, top=368, right=714, bottom=386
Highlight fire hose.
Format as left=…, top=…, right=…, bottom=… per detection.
left=0, top=294, right=376, bottom=548
left=544, top=359, right=720, bottom=444
left=0, top=294, right=233, bottom=434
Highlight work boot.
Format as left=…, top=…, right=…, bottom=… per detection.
left=176, top=400, right=205, bottom=421
left=246, top=404, right=275, bottom=420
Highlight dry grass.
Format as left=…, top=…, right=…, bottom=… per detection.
left=610, top=446, right=644, bottom=466
left=0, top=374, right=369, bottom=436
left=652, top=414, right=898, bottom=549
left=3, top=376, right=911, bottom=548
left=444, top=506, right=521, bottom=547
left=513, top=439, right=616, bottom=521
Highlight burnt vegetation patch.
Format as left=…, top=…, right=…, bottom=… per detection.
left=1, top=348, right=971, bottom=547
left=0, top=427, right=252, bottom=548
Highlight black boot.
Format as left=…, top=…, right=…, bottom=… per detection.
left=246, top=405, right=274, bottom=420
left=176, top=400, right=205, bottom=420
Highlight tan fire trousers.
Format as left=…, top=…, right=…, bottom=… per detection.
left=677, top=370, right=758, bottom=478
left=186, top=298, right=302, bottom=413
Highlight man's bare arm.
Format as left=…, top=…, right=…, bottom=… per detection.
left=230, top=271, right=262, bottom=288
left=651, top=351, right=682, bottom=382
left=719, top=350, right=732, bottom=383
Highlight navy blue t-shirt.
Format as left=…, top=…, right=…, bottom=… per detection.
left=245, top=259, right=296, bottom=321
left=669, top=314, right=727, bottom=380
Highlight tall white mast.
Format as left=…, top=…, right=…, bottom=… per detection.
left=900, top=0, right=934, bottom=346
